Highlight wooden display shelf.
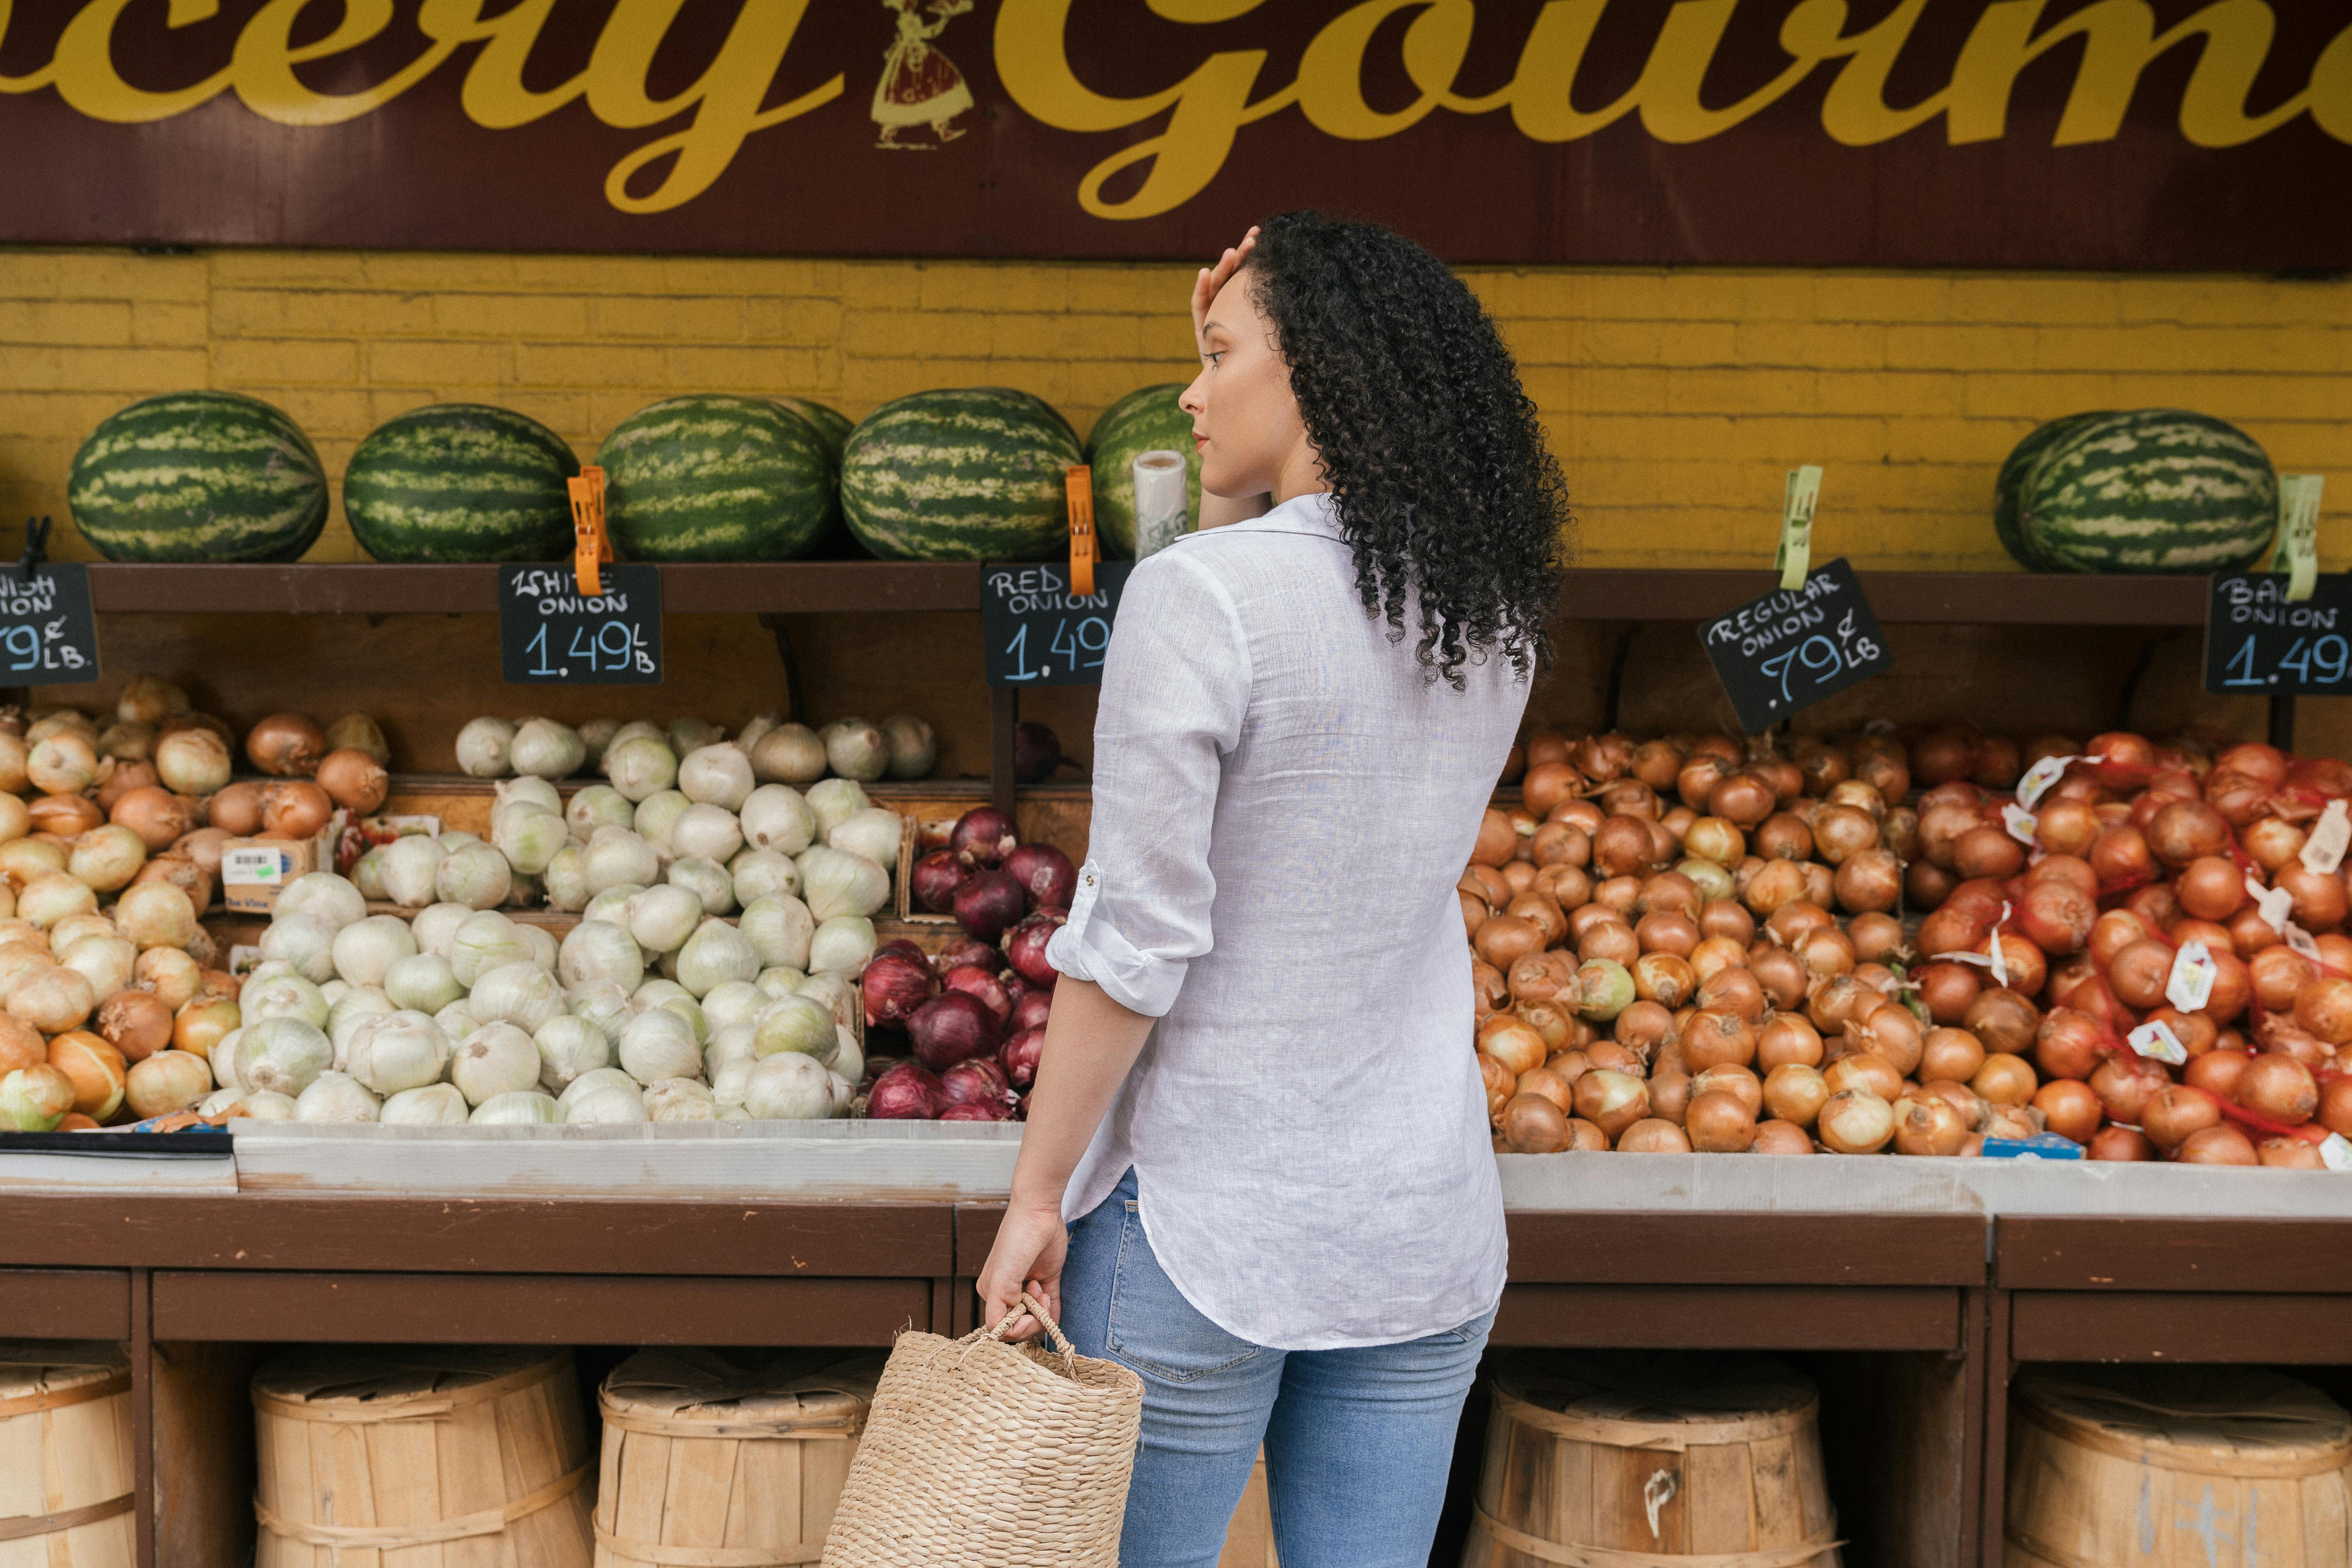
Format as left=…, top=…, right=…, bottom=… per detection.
left=1556, top=569, right=2209, bottom=626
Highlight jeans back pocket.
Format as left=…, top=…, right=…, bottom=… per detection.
left=1105, top=1203, right=1261, bottom=1385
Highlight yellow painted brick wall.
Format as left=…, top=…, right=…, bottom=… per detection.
left=0, top=246, right=2343, bottom=570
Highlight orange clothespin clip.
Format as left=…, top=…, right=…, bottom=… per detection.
left=1067, top=465, right=1096, bottom=597
left=568, top=466, right=613, bottom=597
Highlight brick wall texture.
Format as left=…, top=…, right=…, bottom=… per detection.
left=0, top=246, right=2343, bottom=570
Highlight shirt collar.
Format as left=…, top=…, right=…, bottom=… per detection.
left=1221, top=490, right=1343, bottom=543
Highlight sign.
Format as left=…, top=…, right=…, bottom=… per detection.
left=1699, top=559, right=1891, bottom=734
left=982, top=561, right=1130, bottom=687
left=0, top=2, right=2342, bottom=270
left=0, top=562, right=96, bottom=681
left=500, top=564, right=662, bottom=685
left=2205, top=573, right=2352, bottom=697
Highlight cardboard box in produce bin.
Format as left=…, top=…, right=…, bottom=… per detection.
left=896, top=809, right=957, bottom=924
left=220, top=815, right=341, bottom=913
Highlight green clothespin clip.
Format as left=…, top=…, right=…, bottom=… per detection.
left=2269, top=476, right=2323, bottom=602
left=1775, top=466, right=1822, bottom=592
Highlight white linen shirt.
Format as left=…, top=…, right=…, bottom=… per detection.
left=1047, top=490, right=1528, bottom=1350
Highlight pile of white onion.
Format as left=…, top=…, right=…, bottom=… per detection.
left=223, top=869, right=864, bottom=1127
left=455, top=711, right=936, bottom=788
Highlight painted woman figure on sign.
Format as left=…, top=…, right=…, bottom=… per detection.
left=873, top=0, right=974, bottom=149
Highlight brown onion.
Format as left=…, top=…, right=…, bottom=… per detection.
left=1951, top=826, right=2025, bottom=881
left=1846, top=913, right=1907, bottom=967
left=110, top=786, right=193, bottom=852
left=1751, top=813, right=1812, bottom=862
left=94, top=759, right=156, bottom=812
left=1762, top=1062, right=1830, bottom=1126
left=1742, top=859, right=1809, bottom=917
left=260, top=780, right=332, bottom=839
left=1692, top=1062, right=1764, bottom=1120
left=1891, top=1092, right=1969, bottom=1156
left=1817, top=1089, right=1894, bottom=1154
left=1572, top=1069, right=1650, bottom=1138
left=1631, top=952, right=1695, bottom=1008
left=1824, top=1050, right=1904, bottom=1103
left=1748, top=946, right=1808, bottom=1011
left=2236, top=1052, right=2318, bottom=1125
left=2032, top=1079, right=2104, bottom=1143
left=2277, top=863, right=2349, bottom=932
left=206, top=782, right=265, bottom=836
left=95, top=989, right=172, bottom=1062
left=1613, top=1001, right=1674, bottom=1056
left=2174, top=856, right=2245, bottom=923
left=1679, top=1008, right=1756, bottom=1071
left=1699, top=899, right=1756, bottom=945
left=1630, top=740, right=1683, bottom=790
left=1521, top=762, right=1578, bottom=820
left=2090, top=1054, right=2169, bottom=1125
left=1479, top=1054, right=1514, bottom=1122
left=27, top=795, right=102, bottom=838
left=1685, top=1088, right=1757, bottom=1152
left=2034, top=1008, right=2109, bottom=1082
left=1615, top=1117, right=1691, bottom=1153
left=2175, top=1124, right=2258, bottom=1165
left=245, top=713, right=326, bottom=777
left=2089, top=1125, right=2156, bottom=1161
left=2259, top=1136, right=2326, bottom=1169
left=1501, top=1093, right=1571, bottom=1154
left=1591, top=816, right=1654, bottom=879
left=1850, top=1003, right=1924, bottom=1076
left=1471, top=808, right=1516, bottom=868
left=316, top=748, right=389, bottom=813
left=1695, top=965, right=1765, bottom=1022
left=1479, top=1016, right=1548, bottom=1077
left=1757, top=1014, right=1824, bottom=1070
left=2143, top=1085, right=2223, bottom=1151
left=1751, top=1120, right=1815, bottom=1154
left=1916, top=962, right=1982, bottom=1025
left=2146, top=799, right=2231, bottom=868
left=1971, top=1052, right=2037, bottom=1106
left=2107, top=939, right=2176, bottom=1011
left=2242, top=815, right=2306, bottom=873
left=1830, top=851, right=1900, bottom=915
left=2184, top=1047, right=2250, bottom=1100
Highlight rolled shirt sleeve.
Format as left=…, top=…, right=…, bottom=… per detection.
left=1045, top=550, right=1250, bottom=1017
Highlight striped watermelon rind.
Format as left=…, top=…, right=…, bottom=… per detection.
left=68, top=391, right=328, bottom=563
left=2019, top=409, right=2278, bottom=575
left=1994, top=411, right=2110, bottom=572
left=597, top=395, right=832, bottom=563
left=776, top=397, right=852, bottom=467
left=840, top=388, right=1083, bottom=562
left=1088, top=384, right=1199, bottom=560
left=343, top=403, right=580, bottom=564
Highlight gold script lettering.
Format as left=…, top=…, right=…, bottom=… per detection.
left=414, top=0, right=586, bottom=129
left=232, top=0, right=460, bottom=126
left=1506, top=0, right=1833, bottom=145
left=0, top=0, right=58, bottom=93
left=1296, top=0, right=1474, bottom=140
left=51, top=0, right=231, bottom=122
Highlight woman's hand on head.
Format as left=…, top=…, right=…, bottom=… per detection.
left=1192, top=227, right=1260, bottom=354
left=976, top=1198, right=1069, bottom=1343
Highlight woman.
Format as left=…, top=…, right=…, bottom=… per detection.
left=976, top=211, right=1569, bottom=1568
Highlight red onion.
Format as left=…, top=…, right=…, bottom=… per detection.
left=937, top=936, right=1001, bottom=973
left=866, top=1062, right=944, bottom=1120
left=951, top=807, right=1019, bottom=868
left=907, top=990, right=1001, bottom=1072
left=941, top=1100, right=1014, bottom=1122
left=1010, top=989, right=1053, bottom=1036
left=941, top=964, right=1013, bottom=1026
left=940, top=1055, right=1014, bottom=1111
left=1013, top=722, right=1071, bottom=784
left=911, top=850, right=971, bottom=914
left=1003, top=842, right=1077, bottom=911
left=862, top=951, right=940, bottom=1030
left=1000, top=1025, right=1046, bottom=1089
left=954, top=869, right=1027, bottom=941
left=874, top=938, right=929, bottom=967
left=1004, top=910, right=1066, bottom=988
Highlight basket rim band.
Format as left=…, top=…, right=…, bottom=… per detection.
left=0, top=1493, right=132, bottom=1543
left=1471, top=1505, right=1841, bottom=1568
left=256, top=1462, right=586, bottom=1548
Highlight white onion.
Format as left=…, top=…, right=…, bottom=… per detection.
left=351, top=846, right=389, bottom=900
left=738, top=896, right=815, bottom=970
left=433, top=1000, right=479, bottom=1040
left=603, top=735, right=677, bottom=802
left=381, top=1083, right=470, bottom=1125
left=566, top=784, right=634, bottom=840
left=578, top=718, right=620, bottom=764
left=808, top=916, right=877, bottom=977
left=535, top=1015, right=612, bottom=1093
left=795, top=971, right=857, bottom=1029
left=509, top=718, right=586, bottom=780
left=652, top=993, right=707, bottom=1046
left=620, top=1007, right=702, bottom=1085
left=583, top=883, right=641, bottom=925
left=667, top=856, right=735, bottom=916
left=439, top=829, right=480, bottom=851
left=451, top=1022, right=541, bottom=1106
left=565, top=1082, right=650, bottom=1124
left=744, top=1052, right=833, bottom=1120
left=705, top=1023, right=757, bottom=1078
left=242, top=970, right=330, bottom=1028
left=679, top=744, right=754, bottom=811
left=327, top=985, right=397, bottom=1060
left=711, top=1057, right=754, bottom=1106
left=818, top=719, right=887, bottom=784
left=737, top=712, right=782, bottom=753
left=435, top=841, right=513, bottom=909
left=277, top=872, right=366, bottom=931
left=584, top=827, right=660, bottom=894
left=319, top=978, right=350, bottom=1006
left=384, top=952, right=464, bottom=1014
left=607, top=719, right=662, bottom=749
left=755, top=967, right=807, bottom=999
left=543, top=845, right=590, bottom=912
left=469, top=961, right=565, bottom=1034
left=496, top=776, right=562, bottom=815
left=751, top=723, right=827, bottom=786
left=566, top=980, right=633, bottom=1041
left=379, top=835, right=446, bottom=908
left=260, top=915, right=338, bottom=985
left=804, top=779, right=869, bottom=842
left=242, top=1016, right=333, bottom=1096
left=676, top=919, right=759, bottom=998
left=753, top=994, right=835, bottom=1058
left=208, top=1028, right=246, bottom=1090
left=797, top=846, right=890, bottom=923
left=728, top=848, right=800, bottom=904
left=673, top=803, right=744, bottom=864
left=323, top=712, right=388, bottom=763
left=470, top=1089, right=557, bottom=1125
left=332, top=915, right=416, bottom=987
left=701, top=980, right=766, bottom=1036
left=456, top=716, right=515, bottom=778
left=294, top=1070, right=380, bottom=1122
left=828, top=807, right=904, bottom=867
left=114, top=881, right=196, bottom=951
left=625, top=884, right=703, bottom=955
left=829, top=1028, right=863, bottom=1085
left=450, top=910, right=531, bottom=987
left=410, top=901, right=472, bottom=959
left=670, top=717, right=724, bottom=754
left=520, top=923, right=559, bottom=973
left=880, top=713, right=936, bottom=779
left=559, top=919, right=644, bottom=992
left=634, top=976, right=693, bottom=1009
left=228, top=1089, right=296, bottom=1121
left=557, top=1065, right=637, bottom=1111
left=492, top=806, right=567, bottom=877
left=633, top=790, right=691, bottom=852
left=17, top=873, right=94, bottom=930
left=644, top=1077, right=717, bottom=1122
left=344, top=1009, right=451, bottom=1094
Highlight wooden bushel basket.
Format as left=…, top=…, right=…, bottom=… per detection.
left=593, top=1350, right=885, bottom=1568
left=252, top=1346, right=595, bottom=1568
left=0, top=1341, right=134, bottom=1568
left=1463, top=1352, right=1842, bottom=1568
left=2006, top=1366, right=2352, bottom=1568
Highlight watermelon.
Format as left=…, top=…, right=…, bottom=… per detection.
left=1088, top=385, right=1199, bottom=560
left=342, top=404, right=579, bottom=563
left=68, top=391, right=327, bottom=563
left=597, top=395, right=832, bottom=562
left=840, top=388, right=1083, bottom=562
left=1993, top=411, right=2110, bottom=571
left=2018, top=409, right=2278, bottom=575
left=776, top=397, right=852, bottom=465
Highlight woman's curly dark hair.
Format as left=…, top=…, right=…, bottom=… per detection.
left=1240, top=211, right=1570, bottom=687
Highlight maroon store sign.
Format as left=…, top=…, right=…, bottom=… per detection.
left=0, top=0, right=2343, bottom=269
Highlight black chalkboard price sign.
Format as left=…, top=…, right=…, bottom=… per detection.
left=499, top=563, right=662, bottom=684
left=982, top=560, right=1132, bottom=686
left=2204, top=572, right=2352, bottom=696
left=1699, top=558, right=1892, bottom=733
left=0, top=562, right=98, bottom=680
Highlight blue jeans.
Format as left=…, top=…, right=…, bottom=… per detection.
left=1060, top=1168, right=1492, bottom=1568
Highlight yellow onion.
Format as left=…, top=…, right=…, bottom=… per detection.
left=68, top=825, right=146, bottom=893
left=0, top=1063, right=74, bottom=1130
left=316, top=748, right=388, bottom=813
left=116, top=675, right=190, bottom=725
left=133, top=947, right=202, bottom=1012
left=26, top=733, right=98, bottom=795
left=0, top=950, right=54, bottom=1007
left=154, top=728, right=231, bottom=795
left=47, top=1031, right=125, bottom=1119
left=49, top=914, right=114, bottom=953
left=110, top=786, right=193, bottom=851
left=131, top=854, right=210, bottom=918
left=16, top=871, right=94, bottom=930
left=97, top=720, right=155, bottom=763
left=261, top=780, right=332, bottom=839
left=113, top=881, right=196, bottom=952
left=0, top=731, right=26, bottom=793
left=204, top=782, right=263, bottom=836
left=28, top=795, right=102, bottom=838
left=123, top=1050, right=211, bottom=1118
left=8, top=964, right=93, bottom=1033
left=245, top=713, right=326, bottom=777
left=324, top=713, right=390, bottom=764
left=1817, top=1088, right=1896, bottom=1154
left=171, top=828, right=230, bottom=879
left=60, top=935, right=136, bottom=1004
left=171, top=995, right=238, bottom=1062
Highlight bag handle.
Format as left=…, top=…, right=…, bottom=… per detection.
left=969, top=1291, right=1076, bottom=1375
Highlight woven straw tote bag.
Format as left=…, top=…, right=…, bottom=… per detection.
left=822, top=1291, right=1144, bottom=1566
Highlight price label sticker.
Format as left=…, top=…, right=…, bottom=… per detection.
left=2322, top=1132, right=2352, bottom=1173
left=0, top=561, right=98, bottom=679
left=2016, top=753, right=2100, bottom=811
left=2127, top=1019, right=2188, bottom=1065
left=2270, top=475, right=2325, bottom=602
left=2001, top=803, right=2038, bottom=845
left=1698, top=559, right=1893, bottom=734
left=500, top=563, right=662, bottom=684
left=2287, top=922, right=2324, bottom=961
left=1774, top=465, right=1822, bottom=592
left=2302, top=798, right=2350, bottom=875
left=2248, top=873, right=2296, bottom=933
left=221, top=845, right=292, bottom=887
left=2165, top=940, right=2217, bottom=1013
